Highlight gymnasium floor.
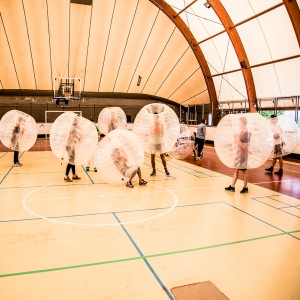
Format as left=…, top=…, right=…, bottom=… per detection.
left=0, top=140, right=300, bottom=300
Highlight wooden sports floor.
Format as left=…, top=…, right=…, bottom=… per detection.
left=0, top=139, right=300, bottom=300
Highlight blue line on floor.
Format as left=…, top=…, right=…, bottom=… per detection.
left=251, top=198, right=300, bottom=219
left=223, top=201, right=300, bottom=241
left=113, top=213, right=174, bottom=300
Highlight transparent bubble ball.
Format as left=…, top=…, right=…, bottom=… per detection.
left=50, top=112, right=98, bottom=165
left=0, top=110, right=37, bottom=152
left=133, top=103, right=180, bottom=154
left=94, top=129, right=144, bottom=185
left=98, top=107, right=127, bottom=135
left=269, top=115, right=300, bottom=158
left=214, top=113, right=274, bottom=169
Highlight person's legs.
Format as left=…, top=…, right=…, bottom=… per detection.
left=197, top=139, right=204, bottom=160
left=137, top=167, right=147, bottom=185
left=265, top=158, right=277, bottom=172
left=274, top=156, right=283, bottom=174
left=240, top=170, right=249, bottom=193
left=64, top=164, right=73, bottom=182
left=150, top=154, right=156, bottom=176
left=13, top=151, right=19, bottom=165
left=160, top=153, right=169, bottom=175
left=72, top=165, right=81, bottom=180
left=86, top=160, right=90, bottom=171
left=225, top=169, right=238, bottom=192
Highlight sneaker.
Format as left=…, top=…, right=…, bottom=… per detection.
left=139, top=179, right=148, bottom=186
left=225, top=185, right=235, bottom=192
left=274, top=169, right=283, bottom=175
left=17, top=162, right=23, bottom=166
left=72, top=175, right=81, bottom=180
left=126, top=181, right=134, bottom=188
left=240, top=187, right=248, bottom=194
left=86, top=167, right=90, bottom=171
left=164, top=168, right=170, bottom=176
left=64, top=176, right=73, bottom=182
left=13, top=163, right=21, bottom=167
left=94, top=168, right=97, bottom=172
left=265, top=166, right=273, bottom=173
left=150, top=170, right=156, bottom=177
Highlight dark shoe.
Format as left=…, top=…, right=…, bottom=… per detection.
left=126, top=181, right=134, bottom=188
left=72, top=175, right=81, bottom=180
left=86, top=167, right=90, bottom=171
left=240, top=187, right=248, bottom=194
left=139, top=179, right=148, bottom=186
left=225, top=185, right=235, bottom=192
left=150, top=170, right=156, bottom=177
left=274, top=169, right=283, bottom=175
left=64, top=176, right=73, bottom=182
left=94, top=168, right=97, bottom=172
left=164, top=168, right=170, bottom=176
left=17, top=162, right=23, bottom=166
left=265, top=166, right=273, bottom=173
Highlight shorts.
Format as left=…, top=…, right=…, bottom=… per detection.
left=273, top=144, right=283, bottom=157
left=234, top=157, right=248, bottom=170
left=149, top=143, right=164, bottom=154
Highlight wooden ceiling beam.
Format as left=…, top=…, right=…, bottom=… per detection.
left=283, top=0, right=300, bottom=48
left=152, top=0, right=219, bottom=125
left=209, top=0, right=258, bottom=112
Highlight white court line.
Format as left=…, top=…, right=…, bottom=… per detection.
left=253, top=179, right=299, bottom=184
left=2, top=190, right=168, bottom=203
left=2, top=185, right=229, bottom=203
left=22, top=182, right=178, bottom=226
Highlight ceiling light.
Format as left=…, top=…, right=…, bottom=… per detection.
left=203, top=1, right=212, bottom=8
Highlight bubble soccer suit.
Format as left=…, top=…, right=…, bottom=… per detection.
left=0, top=110, right=37, bottom=167
left=133, top=103, right=179, bottom=177
left=50, top=112, right=98, bottom=182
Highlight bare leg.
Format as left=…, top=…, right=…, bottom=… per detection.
left=151, top=154, right=156, bottom=171
left=160, top=153, right=167, bottom=168
left=278, top=157, right=283, bottom=169
left=242, top=170, right=248, bottom=187
left=231, top=169, right=239, bottom=187
left=272, top=158, right=277, bottom=167
left=137, top=167, right=142, bottom=181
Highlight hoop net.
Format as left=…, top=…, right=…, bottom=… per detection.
left=64, top=91, right=71, bottom=100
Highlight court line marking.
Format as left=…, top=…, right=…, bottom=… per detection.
left=1, top=202, right=221, bottom=223
left=223, top=202, right=300, bottom=240
left=1, top=229, right=299, bottom=278
left=250, top=198, right=300, bottom=219
left=0, top=152, right=8, bottom=158
left=0, top=152, right=25, bottom=184
left=81, top=165, right=94, bottom=184
left=0, top=178, right=176, bottom=191
left=0, top=184, right=228, bottom=203
left=22, top=182, right=178, bottom=226
left=252, top=179, right=299, bottom=184
left=113, top=213, right=174, bottom=300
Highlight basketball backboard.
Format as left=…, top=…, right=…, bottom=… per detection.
left=53, top=77, right=82, bottom=101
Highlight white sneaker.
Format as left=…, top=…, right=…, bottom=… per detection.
left=13, top=163, right=21, bottom=167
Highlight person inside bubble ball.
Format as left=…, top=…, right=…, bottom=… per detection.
left=111, top=147, right=147, bottom=188
left=86, top=116, right=100, bottom=172
left=108, top=111, right=117, bottom=133
left=64, top=116, right=83, bottom=182
left=11, top=116, right=25, bottom=167
left=265, top=114, right=284, bottom=175
left=225, top=116, right=251, bottom=194
left=149, top=112, right=170, bottom=177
